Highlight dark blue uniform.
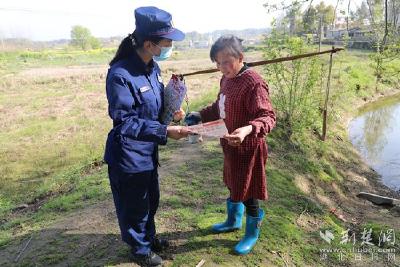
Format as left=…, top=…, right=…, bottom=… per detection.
left=104, top=50, right=167, bottom=256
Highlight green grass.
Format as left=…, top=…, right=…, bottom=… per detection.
left=0, top=47, right=399, bottom=266
left=0, top=48, right=115, bottom=75
left=0, top=69, right=109, bottom=207
left=155, top=133, right=359, bottom=266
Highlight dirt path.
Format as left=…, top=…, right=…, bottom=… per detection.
left=0, top=140, right=205, bottom=267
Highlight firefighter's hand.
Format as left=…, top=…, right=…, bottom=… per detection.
left=167, top=125, right=191, bottom=140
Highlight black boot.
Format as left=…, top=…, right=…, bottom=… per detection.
left=131, top=251, right=162, bottom=267
left=151, top=237, right=170, bottom=252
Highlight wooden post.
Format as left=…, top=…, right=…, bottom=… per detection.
left=321, top=47, right=334, bottom=141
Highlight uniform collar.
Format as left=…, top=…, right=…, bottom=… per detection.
left=130, top=49, right=155, bottom=75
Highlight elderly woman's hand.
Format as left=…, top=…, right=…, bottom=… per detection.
left=223, top=125, right=253, bottom=147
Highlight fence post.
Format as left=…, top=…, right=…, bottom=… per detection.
left=321, top=47, right=334, bottom=141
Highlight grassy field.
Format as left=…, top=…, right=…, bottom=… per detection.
left=0, top=46, right=399, bottom=266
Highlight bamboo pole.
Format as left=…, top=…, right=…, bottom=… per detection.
left=181, top=47, right=344, bottom=77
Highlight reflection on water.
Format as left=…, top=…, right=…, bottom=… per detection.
left=349, top=95, right=400, bottom=191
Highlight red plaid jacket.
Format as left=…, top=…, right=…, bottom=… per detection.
left=200, top=69, right=276, bottom=201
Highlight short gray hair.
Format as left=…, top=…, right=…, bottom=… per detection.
left=210, top=35, right=243, bottom=62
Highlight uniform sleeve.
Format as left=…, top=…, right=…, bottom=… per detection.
left=246, top=82, right=276, bottom=137
left=106, top=74, right=168, bottom=145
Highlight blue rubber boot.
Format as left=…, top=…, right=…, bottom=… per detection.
left=212, top=199, right=244, bottom=233
left=234, top=209, right=265, bottom=255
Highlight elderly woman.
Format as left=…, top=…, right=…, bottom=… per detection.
left=186, top=35, right=276, bottom=255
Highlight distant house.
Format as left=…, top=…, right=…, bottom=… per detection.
left=326, top=27, right=371, bottom=40
left=242, top=39, right=254, bottom=45
left=193, top=40, right=210, bottom=48
left=326, top=29, right=348, bottom=39
left=324, top=27, right=373, bottom=49
left=334, top=16, right=347, bottom=29
left=362, top=19, right=371, bottom=26
left=348, top=28, right=371, bottom=39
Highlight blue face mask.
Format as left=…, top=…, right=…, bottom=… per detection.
left=152, top=43, right=173, bottom=61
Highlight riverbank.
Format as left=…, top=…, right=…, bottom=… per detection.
left=344, top=86, right=400, bottom=193
left=344, top=87, right=400, bottom=129
left=348, top=89, right=400, bottom=192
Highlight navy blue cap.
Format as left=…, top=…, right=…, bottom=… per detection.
left=134, top=6, right=185, bottom=41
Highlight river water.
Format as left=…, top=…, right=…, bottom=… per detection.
left=348, top=94, right=400, bottom=191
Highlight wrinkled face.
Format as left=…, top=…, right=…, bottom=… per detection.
left=215, top=49, right=243, bottom=79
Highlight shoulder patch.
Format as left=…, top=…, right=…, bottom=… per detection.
left=157, top=73, right=163, bottom=83
left=140, top=86, right=151, bottom=93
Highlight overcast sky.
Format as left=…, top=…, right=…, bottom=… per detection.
left=0, top=0, right=363, bottom=41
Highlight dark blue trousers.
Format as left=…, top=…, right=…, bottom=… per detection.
left=108, top=166, right=160, bottom=256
